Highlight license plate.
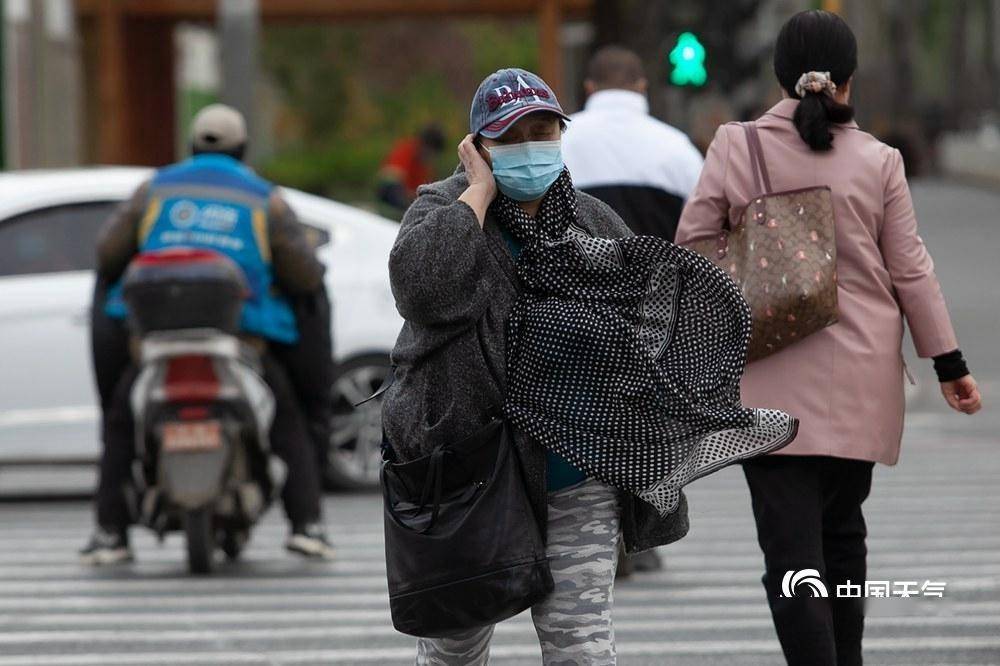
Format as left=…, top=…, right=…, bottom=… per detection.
left=162, top=420, right=222, bottom=453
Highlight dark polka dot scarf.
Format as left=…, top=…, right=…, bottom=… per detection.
left=495, top=170, right=799, bottom=516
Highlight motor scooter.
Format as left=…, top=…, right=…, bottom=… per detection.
left=122, top=248, right=282, bottom=574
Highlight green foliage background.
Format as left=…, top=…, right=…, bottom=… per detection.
left=257, top=20, right=539, bottom=205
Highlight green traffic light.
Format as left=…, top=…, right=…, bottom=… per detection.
left=669, top=32, right=707, bottom=87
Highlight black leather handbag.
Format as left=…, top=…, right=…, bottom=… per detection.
left=381, top=419, right=553, bottom=637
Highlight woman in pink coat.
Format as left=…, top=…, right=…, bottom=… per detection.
left=676, top=10, right=981, bottom=666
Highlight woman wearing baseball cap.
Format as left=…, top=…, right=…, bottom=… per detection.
left=382, top=68, right=795, bottom=663
left=383, top=69, right=639, bottom=663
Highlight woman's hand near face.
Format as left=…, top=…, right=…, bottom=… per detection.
left=458, top=134, right=496, bottom=228
left=940, top=374, right=982, bottom=415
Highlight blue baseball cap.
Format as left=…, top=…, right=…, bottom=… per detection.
left=470, top=68, right=570, bottom=139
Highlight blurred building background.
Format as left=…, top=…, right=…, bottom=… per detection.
left=4, top=0, right=999, bottom=203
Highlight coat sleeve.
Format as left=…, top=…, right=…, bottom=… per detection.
left=878, top=148, right=958, bottom=358
left=95, top=180, right=150, bottom=281
left=267, top=190, right=325, bottom=295
left=388, top=185, right=497, bottom=327
left=675, top=125, right=731, bottom=245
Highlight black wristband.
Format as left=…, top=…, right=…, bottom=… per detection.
left=933, top=349, right=969, bottom=383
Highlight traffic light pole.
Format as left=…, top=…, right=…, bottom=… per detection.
left=218, top=0, right=259, bottom=161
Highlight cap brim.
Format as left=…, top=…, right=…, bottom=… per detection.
left=478, top=104, right=571, bottom=139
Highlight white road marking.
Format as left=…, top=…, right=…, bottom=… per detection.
left=0, top=579, right=996, bottom=611
left=2, top=546, right=1000, bottom=568
left=6, top=531, right=1000, bottom=551
left=0, top=615, right=999, bottom=644
left=0, top=564, right=998, bottom=591
left=0, top=636, right=998, bottom=665
left=6, top=599, right=1000, bottom=627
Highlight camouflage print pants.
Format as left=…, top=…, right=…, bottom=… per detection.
left=416, top=478, right=622, bottom=665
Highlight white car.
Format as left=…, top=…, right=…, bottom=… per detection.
left=0, top=167, right=403, bottom=490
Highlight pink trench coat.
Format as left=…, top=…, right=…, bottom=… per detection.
left=676, top=99, right=958, bottom=466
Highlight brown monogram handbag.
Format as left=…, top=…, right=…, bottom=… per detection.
left=686, top=122, right=839, bottom=362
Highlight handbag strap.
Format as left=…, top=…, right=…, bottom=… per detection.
left=415, top=445, right=447, bottom=533
left=382, top=443, right=448, bottom=535
left=742, top=122, right=773, bottom=195
left=382, top=419, right=506, bottom=535
left=354, top=365, right=396, bottom=407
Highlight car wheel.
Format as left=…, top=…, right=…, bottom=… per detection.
left=324, top=353, right=391, bottom=491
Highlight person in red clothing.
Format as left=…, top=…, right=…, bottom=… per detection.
left=376, top=124, right=446, bottom=214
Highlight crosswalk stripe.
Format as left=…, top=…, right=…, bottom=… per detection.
left=0, top=579, right=995, bottom=610
left=0, top=563, right=997, bottom=591
left=3, top=514, right=996, bottom=542
left=1, top=546, right=998, bottom=568
left=6, top=599, right=1000, bottom=626
left=1, top=615, right=998, bottom=645
left=7, top=491, right=999, bottom=516
left=4, top=532, right=1000, bottom=551
left=0, top=594, right=394, bottom=609
left=0, top=636, right=998, bottom=665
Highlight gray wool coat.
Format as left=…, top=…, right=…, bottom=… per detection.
left=381, top=171, right=689, bottom=554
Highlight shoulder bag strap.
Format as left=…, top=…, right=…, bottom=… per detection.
left=741, top=123, right=763, bottom=196
left=743, top=122, right=773, bottom=194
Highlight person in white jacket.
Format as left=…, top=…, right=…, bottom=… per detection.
left=562, top=45, right=704, bottom=242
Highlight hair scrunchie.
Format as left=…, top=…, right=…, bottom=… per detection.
left=794, top=71, right=837, bottom=97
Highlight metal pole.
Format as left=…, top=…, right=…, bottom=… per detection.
left=0, top=0, right=6, bottom=170
left=538, top=0, right=563, bottom=97
left=3, top=0, right=30, bottom=169
left=217, top=0, right=259, bottom=158
left=40, top=0, right=82, bottom=167
left=96, top=0, right=126, bottom=164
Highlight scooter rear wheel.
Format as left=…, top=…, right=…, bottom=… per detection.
left=184, top=507, right=214, bottom=575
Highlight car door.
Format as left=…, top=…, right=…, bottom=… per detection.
left=0, top=201, right=119, bottom=462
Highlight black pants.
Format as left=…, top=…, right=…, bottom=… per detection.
left=90, top=277, right=131, bottom=417
left=742, top=455, right=875, bottom=666
left=270, top=287, right=335, bottom=470
left=96, top=354, right=322, bottom=529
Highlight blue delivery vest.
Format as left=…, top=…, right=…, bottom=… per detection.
left=105, top=154, right=299, bottom=344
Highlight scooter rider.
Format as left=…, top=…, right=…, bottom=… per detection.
left=81, top=104, right=335, bottom=564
